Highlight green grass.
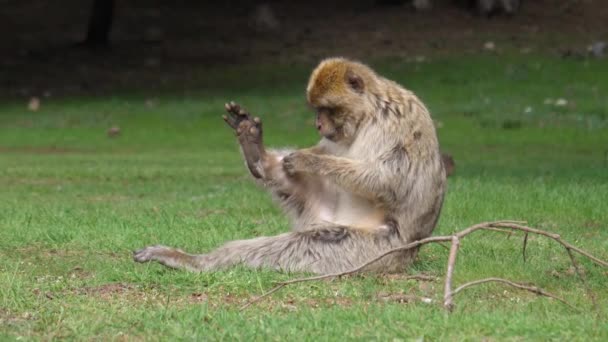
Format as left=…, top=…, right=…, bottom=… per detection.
left=1, top=55, right=607, bottom=340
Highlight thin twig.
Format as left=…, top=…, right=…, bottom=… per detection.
left=443, top=236, right=460, bottom=311
left=451, top=277, right=579, bottom=312
left=435, top=242, right=451, bottom=251
left=402, top=274, right=437, bottom=281
left=522, top=232, right=529, bottom=263
left=238, top=235, right=453, bottom=311
left=485, top=227, right=515, bottom=236
left=239, top=284, right=286, bottom=311
left=239, top=220, right=608, bottom=311
left=489, top=223, right=608, bottom=268
left=565, top=248, right=599, bottom=311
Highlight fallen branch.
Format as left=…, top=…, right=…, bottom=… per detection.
left=401, top=274, right=437, bottom=282
left=239, top=220, right=608, bottom=312
left=240, top=284, right=286, bottom=311
left=565, top=248, right=599, bottom=311
left=450, top=277, right=578, bottom=312
left=443, top=236, right=460, bottom=311
left=522, top=232, right=529, bottom=263
left=489, top=222, right=608, bottom=268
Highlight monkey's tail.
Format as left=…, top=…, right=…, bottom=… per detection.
left=192, top=225, right=412, bottom=274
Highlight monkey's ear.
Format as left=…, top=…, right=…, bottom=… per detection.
left=345, top=70, right=365, bottom=93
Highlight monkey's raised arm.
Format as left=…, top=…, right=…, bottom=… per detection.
left=223, top=102, right=331, bottom=225
left=223, top=102, right=267, bottom=179
left=223, top=102, right=327, bottom=182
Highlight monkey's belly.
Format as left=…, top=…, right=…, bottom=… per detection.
left=332, top=193, right=386, bottom=232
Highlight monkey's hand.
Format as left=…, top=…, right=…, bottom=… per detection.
left=223, top=102, right=266, bottom=178
left=223, top=101, right=264, bottom=144
left=283, top=151, right=320, bottom=176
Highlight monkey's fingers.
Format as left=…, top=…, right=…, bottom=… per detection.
left=228, top=101, right=252, bottom=119
left=225, top=101, right=246, bottom=116
left=224, top=102, right=246, bottom=128
left=223, top=113, right=240, bottom=129
left=224, top=102, right=254, bottom=127
left=253, top=117, right=263, bottom=138
left=228, top=101, right=240, bottom=113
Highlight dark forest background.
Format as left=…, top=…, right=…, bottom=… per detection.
left=1, top=0, right=606, bottom=98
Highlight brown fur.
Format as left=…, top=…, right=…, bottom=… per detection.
left=134, top=58, right=447, bottom=274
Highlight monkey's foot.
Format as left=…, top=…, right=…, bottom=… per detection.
left=223, top=102, right=266, bottom=178
left=133, top=245, right=172, bottom=263
left=133, top=245, right=198, bottom=270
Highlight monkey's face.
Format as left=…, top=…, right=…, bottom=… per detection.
left=315, top=107, right=346, bottom=142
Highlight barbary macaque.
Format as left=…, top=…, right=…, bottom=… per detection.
left=134, top=58, right=447, bottom=274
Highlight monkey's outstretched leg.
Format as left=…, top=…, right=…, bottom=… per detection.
left=134, top=225, right=410, bottom=274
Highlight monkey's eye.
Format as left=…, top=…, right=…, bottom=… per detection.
left=317, top=107, right=335, bottom=116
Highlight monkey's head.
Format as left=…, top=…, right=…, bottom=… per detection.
left=306, top=58, right=376, bottom=143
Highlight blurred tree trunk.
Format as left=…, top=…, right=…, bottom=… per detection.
left=84, top=0, right=115, bottom=45
left=376, top=0, right=407, bottom=5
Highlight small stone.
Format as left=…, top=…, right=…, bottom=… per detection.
left=28, top=97, right=40, bottom=111
left=483, top=41, right=496, bottom=51
left=145, top=99, right=157, bottom=108
left=588, top=41, right=606, bottom=58
left=414, top=55, right=426, bottom=63
left=107, top=126, right=121, bottom=137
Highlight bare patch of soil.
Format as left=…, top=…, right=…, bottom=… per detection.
left=75, top=283, right=138, bottom=299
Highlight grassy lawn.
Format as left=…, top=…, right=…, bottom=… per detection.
left=1, top=55, right=607, bottom=340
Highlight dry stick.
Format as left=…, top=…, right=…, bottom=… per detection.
left=484, top=227, right=515, bottom=236
left=565, top=248, right=599, bottom=311
left=451, top=277, right=579, bottom=312
left=435, top=242, right=451, bottom=251
left=522, top=232, right=529, bottom=263
left=239, top=284, right=286, bottom=311
left=402, top=274, right=437, bottom=282
left=489, top=223, right=608, bottom=268
left=460, top=222, right=605, bottom=310
left=450, top=222, right=605, bottom=311
left=239, top=235, right=453, bottom=311
left=443, top=236, right=460, bottom=311
left=239, top=221, right=518, bottom=311
left=239, top=221, right=608, bottom=311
